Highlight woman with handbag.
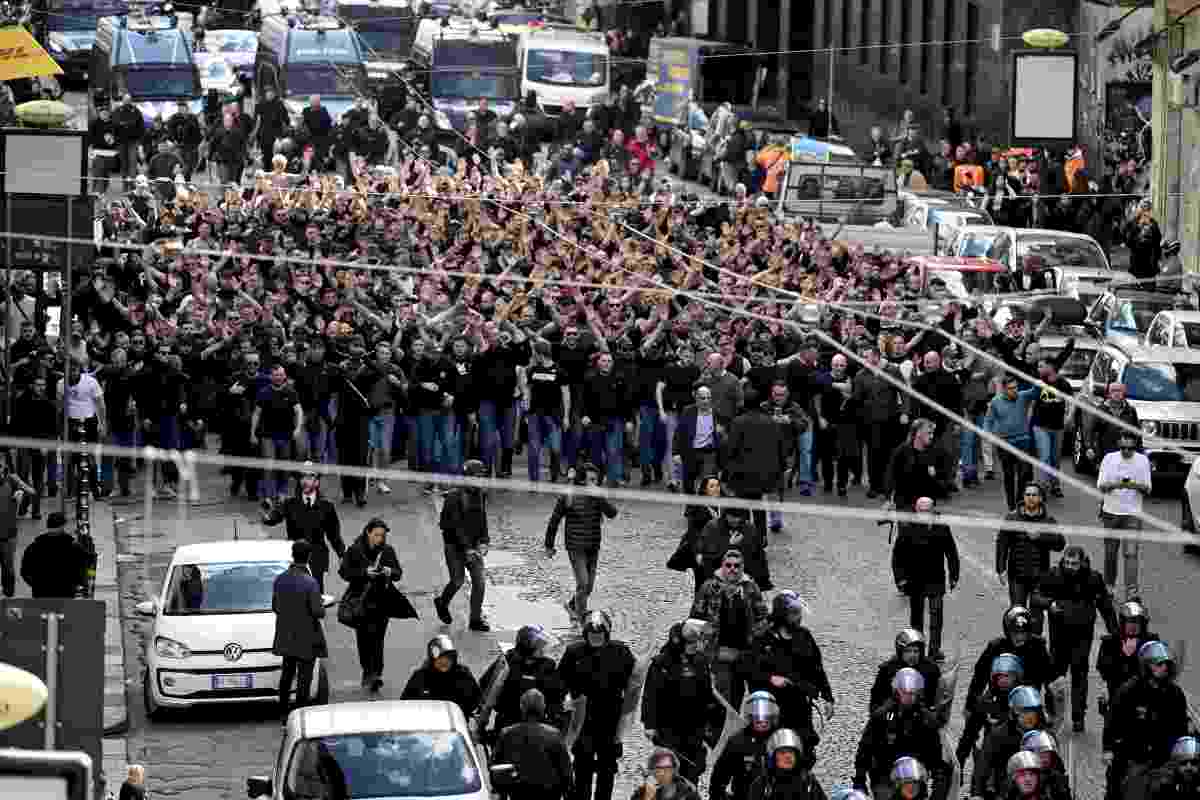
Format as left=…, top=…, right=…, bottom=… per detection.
left=667, top=475, right=723, bottom=600
left=338, top=517, right=403, bottom=693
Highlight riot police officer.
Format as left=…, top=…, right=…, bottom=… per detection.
left=958, top=654, right=1025, bottom=768
left=1098, top=600, right=1160, bottom=716
left=885, top=757, right=932, bottom=800
left=481, top=624, right=568, bottom=739
left=1020, top=730, right=1072, bottom=800
left=855, top=670, right=946, bottom=800
left=558, top=610, right=638, bottom=800
left=966, top=608, right=1054, bottom=719
left=971, top=687, right=1050, bottom=800
left=710, top=691, right=781, bottom=800
left=1143, top=737, right=1200, bottom=800
left=870, top=629, right=942, bottom=715
left=641, top=619, right=723, bottom=783
left=748, top=729, right=826, bottom=800
left=401, top=635, right=483, bottom=718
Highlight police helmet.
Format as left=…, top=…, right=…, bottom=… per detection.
left=1171, top=737, right=1200, bottom=763
left=893, top=667, right=926, bottom=694
left=890, top=757, right=928, bottom=787
left=1139, top=640, right=1175, bottom=677
left=428, top=634, right=456, bottom=661
left=771, top=590, right=805, bottom=624
left=830, top=787, right=871, bottom=800
left=1007, top=750, right=1042, bottom=780
left=895, top=628, right=926, bottom=657
left=991, top=653, right=1025, bottom=682
left=680, top=618, right=710, bottom=645
left=743, top=690, right=781, bottom=730
left=765, top=728, right=807, bottom=769
left=1003, top=606, right=1033, bottom=637
left=515, top=624, right=549, bottom=655
left=1021, top=730, right=1059, bottom=756
left=1009, top=686, right=1043, bottom=714
left=581, top=610, right=612, bottom=639
left=1119, top=600, right=1149, bottom=628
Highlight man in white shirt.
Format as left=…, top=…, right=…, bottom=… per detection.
left=1096, top=431, right=1151, bottom=600
left=57, top=361, right=106, bottom=497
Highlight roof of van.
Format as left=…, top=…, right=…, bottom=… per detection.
left=412, top=16, right=512, bottom=56
left=98, top=15, right=195, bottom=65
left=518, top=26, right=608, bottom=53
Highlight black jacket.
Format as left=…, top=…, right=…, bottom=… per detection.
left=868, top=656, right=942, bottom=715
left=885, top=442, right=948, bottom=510
left=996, top=510, right=1065, bottom=581
left=966, top=636, right=1054, bottom=713
left=494, top=719, right=573, bottom=798
left=710, top=728, right=772, bottom=800
left=854, top=700, right=944, bottom=784
left=545, top=492, right=618, bottom=552
left=1105, top=675, right=1191, bottom=762
left=271, top=564, right=327, bottom=660
left=1031, top=557, right=1118, bottom=634
left=482, top=650, right=568, bottom=732
left=724, top=407, right=790, bottom=494
left=641, top=646, right=722, bottom=735
left=1097, top=632, right=1160, bottom=694
left=742, top=625, right=833, bottom=732
left=263, top=494, right=346, bottom=576
left=909, top=369, right=964, bottom=433
left=337, top=533, right=403, bottom=620
left=440, top=488, right=489, bottom=551
left=556, top=639, right=636, bottom=734
left=972, top=719, right=1029, bottom=798
left=402, top=661, right=483, bottom=718
left=748, top=770, right=825, bottom=800
left=21, top=530, right=88, bottom=598
left=891, top=519, right=960, bottom=597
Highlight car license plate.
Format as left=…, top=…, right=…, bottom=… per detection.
left=212, top=674, right=253, bottom=690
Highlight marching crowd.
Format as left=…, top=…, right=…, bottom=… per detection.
left=0, top=82, right=1187, bottom=800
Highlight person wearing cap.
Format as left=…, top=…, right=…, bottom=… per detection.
left=20, top=511, right=88, bottom=599
left=262, top=464, right=346, bottom=593
left=338, top=517, right=403, bottom=692
left=493, top=688, right=574, bottom=800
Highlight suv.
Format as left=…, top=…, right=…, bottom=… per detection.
left=1070, top=341, right=1200, bottom=478
left=1084, top=285, right=1197, bottom=344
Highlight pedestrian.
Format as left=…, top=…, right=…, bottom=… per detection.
left=118, top=764, right=146, bottom=800
left=724, top=391, right=789, bottom=545
left=272, top=539, right=327, bottom=719
left=493, top=688, right=574, bottom=800
left=20, top=511, right=87, bottom=599
left=545, top=462, right=618, bottom=619
left=261, top=463, right=346, bottom=592
left=985, top=377, right=1039, bottom=511
left=673, top=385, right=724, bottom=495
left=885, top=419, right=947, bottom=511
left=1098, top=430, right=1152, bottom=599
left=1029, top=545, right=1117, bottom=733
left=0, top=460, right=32, bottom=597
left=996, top=482, right=1065, bottom=622
left=402, top=635, right=483, bottom=718
left=891, top=496, right=960, bottom=662
left=112, top=94, right=145, bottom=184
left=634, top=749, right=703, bottom=800
left=435, top=459, right=491, bottom=631
left=1124, top=199, right=1163, bottom=285
left=338, top=517, right=403, bottom=692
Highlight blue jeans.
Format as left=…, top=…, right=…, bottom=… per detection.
left=261, top=435, right=295, bottom=498
left=414, top=411, right=448, bottom=474
left=960, top=415, right=986, bottom=482
left=1033, top=427, right=1062, bottom=487
left=794, top=430, right=814, bottom=487
left=369, top=414, right=395, bottom=452
left=527, top=414, right=562, bottom=481
left=443, top=413, right=470, bottom=475
left=479, top=399, right=517, bottom=469
left=587, top=418, right=625, bottom=483
left=638, top=404, right=667, bottom=470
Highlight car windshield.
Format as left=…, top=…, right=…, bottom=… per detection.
left=125, top=68, right=196, bottom=98
left=1124, top=362, right=1200, bottom=402
left=285, top=65, right=361, bottom=96
left=431, top=70, right=518, bottom=99
left=207, top=31, right=256, bottom=52
left=356, top=30, right=407, bottom=55
left=1017, top=237, right=1108, bottom=271
left=163, top=561, right=288, bottom=615
left=286, top=732, right=482, bottom=799
left=527, top=49, right=606, bottom=87
left=203, top=61, right=233, bottom=83
left=1045, top=347, right=1094, bottom=382
left=54, top=13, right=103, bottom=31
left=1110, top=297, right=1183, bottom=333
left=959, top=234, right=1001, bottom=259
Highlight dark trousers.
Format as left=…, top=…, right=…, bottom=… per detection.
left=571, top=739, right=619, bottom=800
left=18, top=449, right=45, bottom=513
left=339, top=417, right=371, bottom=499
left=682, top=449, right=719, bottom=494
left=278, top=655, right=315, bottom=712
left=0, top=537, right=15, bottom=597
left=734, top=487, right=769, bottom=547
left=908, top=593, right=945, bottom=656
left=865, top=421, right=899, bottom=491
left=997, top=446, right=1030, bottom=510
left=567, top=546, right=599, bottom=617
left=354, top=617, right=388, bottom=678
left=440, top=544, right=486, bottom=622
left=1102, top=512, right=1142, bottom=599
left=817, top=426, right=857, bottom=489
left=224, top=424, right=261, bottom=498
left=1007, top=578, right=1045, bottom=634
left=1051, top=626, right=1093, bottom=723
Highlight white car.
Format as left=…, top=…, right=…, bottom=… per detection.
left=247, top=700, right=494, bottom=800
left=137, top=540, right=334, bottom=717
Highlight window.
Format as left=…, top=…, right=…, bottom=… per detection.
left=526, top=50, right=607, bottom=87
left=285, top=64, right=362, bottom=97
left=920, top=0, right=933, bottom=93
left=899, top=0, right=911, bottom=82
left=286, top=733, right=483, bottom=799
left=163, top=561, right=288, bottom=615
left=941, top=0, right=955, bottom=106
left=880, top=0, right=890, bottom=73
left=123, top=68, right=196, bottom=99
left=860, top=0, right=871, bottom=65
left=965, top=2, right=979, bottom=115
left=1124, top=362, right=1200, bottom=402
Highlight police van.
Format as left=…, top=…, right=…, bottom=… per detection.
left=410, top=16, right=517, bottom=130
left=515, top=25, right=607, bottom=117
left=89, top=11, right=202, bottom=124
left=337, top=0, right=417, bottom=85
left=32, top=0, right=129, bottom=80
left=256, top=13, right=367, bottom=121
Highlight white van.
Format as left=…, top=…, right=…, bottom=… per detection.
left=516, top=25, right=608, bottom=116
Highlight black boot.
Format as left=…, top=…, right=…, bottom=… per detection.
left=653, top=464, right=664, bottom=484
left=549, top=452, right=562, bottom=483
left=641, top=466, right=653, bottom=487
left=499, top=448, right=513, bottom=478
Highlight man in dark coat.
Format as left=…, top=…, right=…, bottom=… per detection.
left=272, top=539, right=327, bottom=717
left=20, top=511, right=86, bottom=599
left=494, top=689, right=574, bottom=800
left=262, top=464, right=346, bottom=592
left=0, top=461, right=33, bottom=597
left=724, top=392, right=789, bottom=547
left=436, top=459, right=491, bottom=631
left=996, top=482, right=1065, bottom=618
left=890, top=496, right=960, bottom=661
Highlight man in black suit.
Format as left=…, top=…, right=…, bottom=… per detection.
left=672, top=384, right=723, bottom=494
left=262, top=463, right=346, bottom=592
left=724, top=391, right=789, bottom=550
left=272, top=539, right=327, bottom=718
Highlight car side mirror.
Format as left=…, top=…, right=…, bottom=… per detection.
left=321, top=594, right=336, bottom=608
left=134, top=600, right=158, bottom=617
left=247, top=776, right=272, bottom=798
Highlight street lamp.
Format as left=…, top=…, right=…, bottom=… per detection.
left=0, top=662, right=48, bottom=731
left=1022, top=28, right=1070, bottom=48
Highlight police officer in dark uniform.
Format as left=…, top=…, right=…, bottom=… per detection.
left=1098, top=600, right=1160, bottom=717
left=482, top=624, right=567, bottom=737
left=965, top=608, right=1054, bottom=721
left=869, top=629, right=942, bottom=715
left=709, top=691, right=781, bottom=800
left=854, top=670, right=946, bottom=800
left=401, top=635, right=483, bottom=719
left=957, top=653, right=1024, bottom=768
left=748, top=729, right=825, bottom=800
left=493, top=689, right=574, bottom=800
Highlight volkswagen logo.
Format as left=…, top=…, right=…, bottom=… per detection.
left=223, top=643, right=244, bottom=662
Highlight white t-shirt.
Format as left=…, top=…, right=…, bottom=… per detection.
left=1097, top=450, right=1152, bottom=516
left=58, top=374, right=103, bottom=420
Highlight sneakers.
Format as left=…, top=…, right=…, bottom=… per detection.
left=376, top=481, right=392, bottom=495
left=434, top=596, right=453, bottom=624
left=469, top=618, right=491, bottom=632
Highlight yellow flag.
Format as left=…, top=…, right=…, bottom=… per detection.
left=0, top=27, right=63, bottom=81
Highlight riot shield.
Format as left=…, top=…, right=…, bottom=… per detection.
left=617, top=656, right=650, bottom=742
left=707, top=675, right=745, bottom=766
left=473, top=652, right=510, bottom=742
left=563, top=696, right=587, bottom=751
left=937, top=635, right=965, bottom=800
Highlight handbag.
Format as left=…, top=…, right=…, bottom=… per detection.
left=337, top=586, right=369, bottom=629
left=666, top=532, right=694, bottom=572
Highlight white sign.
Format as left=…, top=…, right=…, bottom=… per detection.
left=1013, top=53, right=1077, bottom=140
left=692, top=0, right=709, bottom=35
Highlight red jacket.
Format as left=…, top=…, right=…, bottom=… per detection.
left=626, top=137, right=654, bottom=174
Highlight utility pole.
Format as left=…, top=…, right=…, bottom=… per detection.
left=1152, top=0, right=1172, bottom=219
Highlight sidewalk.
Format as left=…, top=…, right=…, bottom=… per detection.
left=10, top=502, right=129, bottom=799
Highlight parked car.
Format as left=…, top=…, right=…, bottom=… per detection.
left=136, top=539, right=335, bottom=717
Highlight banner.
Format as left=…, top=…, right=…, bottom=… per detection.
left=0, top=27, right=63, bottom=82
